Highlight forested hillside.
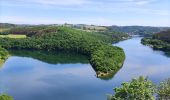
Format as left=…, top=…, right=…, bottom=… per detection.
left=107, top=26, right=169, bottom=36
left=0, top=23, right=16, bottom=28
left=0, top=23, right=129, bottom=43
left=153, top=29, right=170, bottom=43
left=0, top=26, right=125, bottom=77
left=141, top=29, right=170, bottom=52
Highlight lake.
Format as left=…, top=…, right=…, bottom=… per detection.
left=0, top=37, right=170, bottom=100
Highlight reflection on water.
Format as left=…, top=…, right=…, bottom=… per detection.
left=7, top=50, right=118, bottom=80
left=0, top=37, right=170, bottom=100
left=9, top=50, right=89, bottom=64
left=0, top=60, right=5, bottom=68
left=164, top=52, right=170, bottom=57
left=113, top=37, right=170, bottom=84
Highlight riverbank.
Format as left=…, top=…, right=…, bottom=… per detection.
left=141, top=29, right=170, bottom=53
left=141, top=37, right=170, bottom=53
left=0, top=47, right=9, bottom=62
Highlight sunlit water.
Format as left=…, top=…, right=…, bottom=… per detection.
left=0, top=37, right=170, bottom=100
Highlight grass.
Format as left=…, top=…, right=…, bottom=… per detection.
left=0, top=28, right=10, bottom=32
left=0, top=34, right=26, bottom=38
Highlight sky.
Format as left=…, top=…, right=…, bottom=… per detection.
left=0, top=0, right=170, bottom=26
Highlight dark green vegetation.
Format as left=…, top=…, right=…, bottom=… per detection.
left=107, top=26, right=169, bottom=36
left=0, top=94, right=14, bottom=100
left=0, top=23, right=129, bottom=42
left=0, top=25, right=125, bottom=77
left=108, top=77, right=170, bottom=100
left=142, top=29, right=170, bottom=53
left=90, top=45, right=125, bottom=76
left=97, top=31, right=129, bottom=43
left=0, top=23, right=16, bottom=35
left=0, top=47, right=9, bottom=61
left=153, top=29, right=170, bottom=43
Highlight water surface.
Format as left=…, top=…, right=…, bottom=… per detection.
left=0, top=37, right=170, bottom=100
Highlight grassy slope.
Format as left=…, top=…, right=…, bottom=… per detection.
left=0, top=34, right=26, bottom=38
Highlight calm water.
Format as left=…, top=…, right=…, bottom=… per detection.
left=0, top=37, right=170, bottom=100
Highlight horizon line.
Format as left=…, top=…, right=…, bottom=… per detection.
left=1, top=22, right=170, bottom=27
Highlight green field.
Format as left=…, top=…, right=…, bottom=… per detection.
left=0, top=34, right=26, bottom=38
left=0, top=28, right=9, bottom=32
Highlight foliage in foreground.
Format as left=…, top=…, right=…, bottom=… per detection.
left=157, top=78, right=170, bottom=100
left=108, top=76, right=155, bottom=100
left=108, top=77, right=170, bottom=100
left=0, top=94, right=14, bottom=100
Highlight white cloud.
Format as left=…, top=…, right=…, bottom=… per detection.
left=103, top=0, right=156, bottom=5
left=0, top=16, right=114, bottom=25
left=3, top=0, right=89, bottom=6
left=0, top=0, right=170, bottom=26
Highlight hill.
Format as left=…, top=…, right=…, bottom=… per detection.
left=141, top=29, right=170, bottom=52
left=0, top=26, right=125, bottom=77
left=107, top=26, right=169, bottom=36
left=153, top=29, right=170, bottom=43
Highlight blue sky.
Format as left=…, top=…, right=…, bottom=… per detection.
left=0, top=0, right=170, bottom=26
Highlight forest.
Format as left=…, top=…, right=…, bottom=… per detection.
left=107, top=26, right=169, bottom=36
left=0, top=25, right=126, bottom=77
left=141, top=29, right=170, bottom=52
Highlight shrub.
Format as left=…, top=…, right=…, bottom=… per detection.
left=157, top=78, right=170, bottom=100
left=0, top=94, right=14, bottom=100
left=108, top=76, right=155, bottom=100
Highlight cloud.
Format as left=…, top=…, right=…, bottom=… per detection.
left=2, top=0, right=89, bottom=6
left=99, top=0, right=156, bottom=5
left=1, top=0, right=155, bottom=6
left=0, top=0, right=170, bottom=26
left=0, top=16, right=114, bottom=25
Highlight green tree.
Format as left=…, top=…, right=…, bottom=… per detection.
left=108, top=76, right=155, bottom=100
left=157, top=78, right=170, bottom=100
left=0, top=94, right=14, bottom=100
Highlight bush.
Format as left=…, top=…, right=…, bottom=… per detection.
left=157, top=78, right=170, bottom=100
left=108, top=76, right=155, bottom=100
left=0, top=94, right=14, bottom=100
left=0, top=47, right=9, bottom=60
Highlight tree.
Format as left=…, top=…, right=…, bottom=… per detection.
left=157, top=78, right=170, bottom=100
left=0, top=94, right=14, bottom=100
left=108, top=76, right=155, bottom=100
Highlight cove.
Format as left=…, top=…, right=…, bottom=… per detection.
left=0, top=37, right=170, bottom=100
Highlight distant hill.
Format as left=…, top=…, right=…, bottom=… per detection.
left=141, top=29, right=170, bottom=52
left=107, top=26, right=169, bottom=36
left=0, top=23, right=16, bottom=28
left=1, top=23, right=169, bottom=37
left=153, top=29, right=170, bottom=43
